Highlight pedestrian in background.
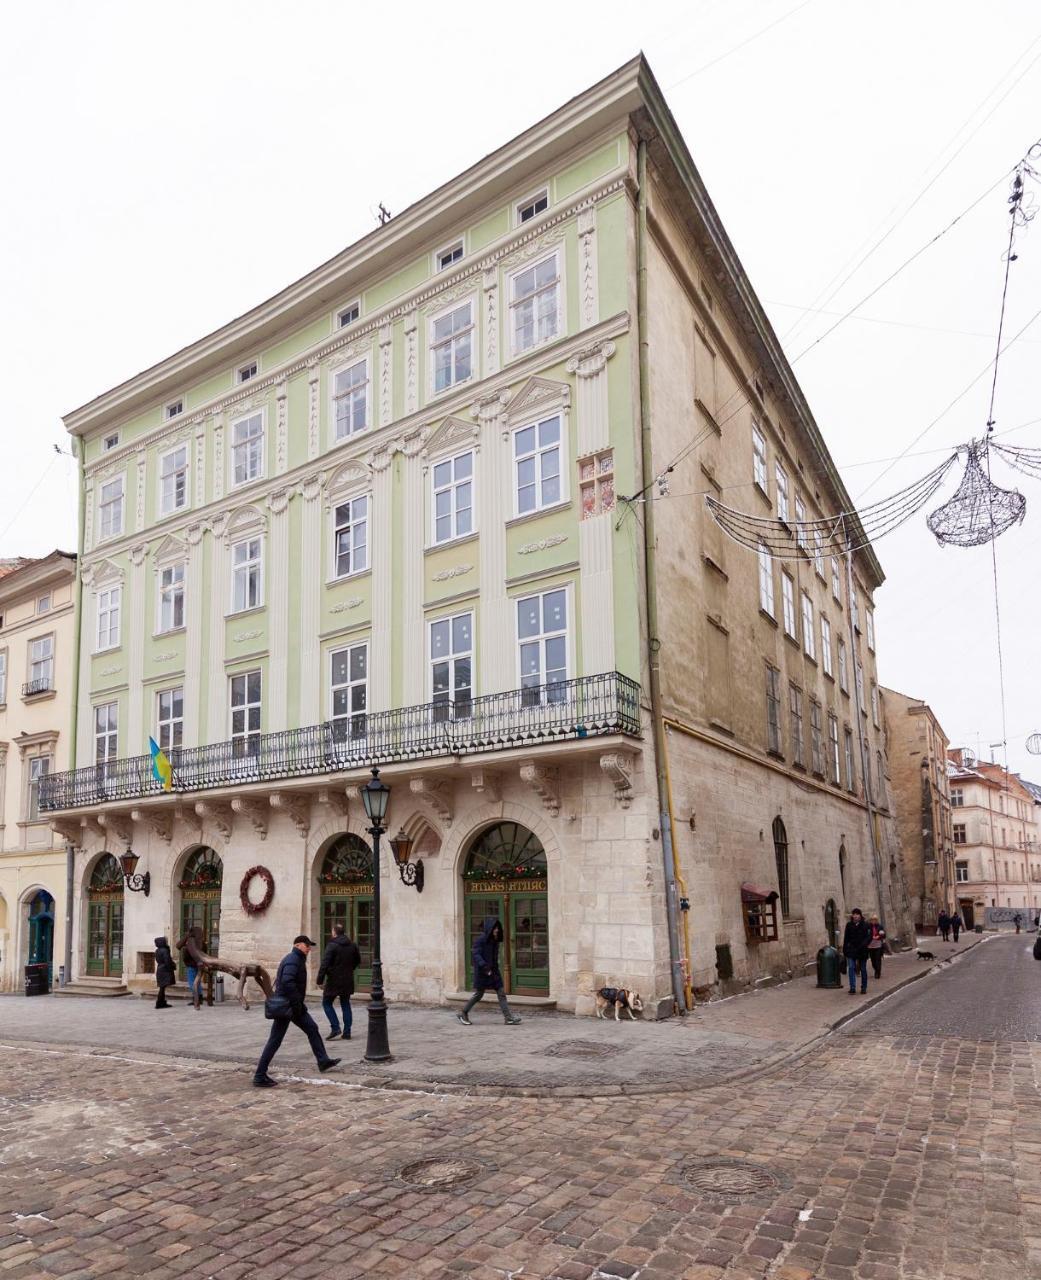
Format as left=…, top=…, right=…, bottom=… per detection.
left=950, top=910, right=962, bottom=942
left=456, top=918, right=523, bottom=1025
left=937, top=909, right=950, bottom=942
left=317, top=922, right=360, bottom=1041
left=153, top=936, right=175, bottom=1009
left=866, top=914, right=887, bottom=981
left=253, top=935, right=341, bottom=1087
left=842, top=907, right=872, bottom=995
left=176, top=926, right=205, bottom=1008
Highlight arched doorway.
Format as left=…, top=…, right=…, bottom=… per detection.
left=86, top=855, right=124, bottom=977
left=318, top=834, right=373, bottom=989
left=463, top=822, right=548, bottom=995
left=27, top=891, right=55, bottom=985
left=824, top=898, right=838, bottom=948
left=178, top=848, right=222, bottom=973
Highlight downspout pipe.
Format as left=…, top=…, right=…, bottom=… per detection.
left=636, top=137, right=687, bottom=1015
left=64, top=435, right=86, bottom=985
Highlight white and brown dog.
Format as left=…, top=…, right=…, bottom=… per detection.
left=595, top=986, right=644, bottom=1021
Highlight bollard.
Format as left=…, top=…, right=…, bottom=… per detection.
left=816, top=945, right=842, bottom=989
left=214, top=974, right=225, bottom=1004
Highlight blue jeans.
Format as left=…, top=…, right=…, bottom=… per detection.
left=254, top=1008, right=330, bottom=1081
left=322, top=993, right=352, bottom=1035
left=847, top=956, right=868, bottom=992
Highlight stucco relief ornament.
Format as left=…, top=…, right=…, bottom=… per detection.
left=517, top=535, right=568, bottom=555
left=432, top=564, right=473, bottom=581
left=233, top=628, right=263, bottom=643
left=330, top=597, right=364, bottom=613
left=240, top=865, right=276, bottom=916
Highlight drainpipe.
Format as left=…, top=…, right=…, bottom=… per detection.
left=636, top=138, right=687, bottom=1015
left=64, top=435, right=86, bottom=984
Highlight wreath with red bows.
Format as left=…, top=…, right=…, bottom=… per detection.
left=240, top=865, right=275, bottom=916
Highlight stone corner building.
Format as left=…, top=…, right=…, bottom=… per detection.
left=43, top=57, right=908, bottom=1013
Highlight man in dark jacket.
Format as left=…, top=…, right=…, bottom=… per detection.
left=253, top=936, right=341, bottom=1087
left=153, top=936, right=175, bottom=1009
left=317, top=923, right=361, bottom=1041
left=842, top=908, right=872, bottom=995
left=949, top=910, right=962, bottom=941
left=456, top=918, right=522, bottom=1026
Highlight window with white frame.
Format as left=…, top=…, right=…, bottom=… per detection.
left=758, top=544, right=774, bottom=615
left=99, top=475, right=124, bottom=539
left=951, top=787, right=964, bottom=807
left=828, top=713, right=841, bottom=784
left=330, top=644, right=367, bottom=741
left=333, top=497, right=368, bottom=578
left=230, top=670, right=261, bottom=754
left=158, top=563, right=185, bottom=632
left=103, top=432, right=120, bottom=452
left=813, top=529, right=825, bottom=577
left=821, top=615, right=833, bottom=677
left=27, top=755, right=51, bottom=822
left=432, top=452, right=473, bottom=544
left=781, top=573, right=796, bottom=638
left=436, top=240, right=464, bottom=271
left=431, top=302, right=473, bottom=394
left=752, top=424, right=767, bottom=491
left=430, top=612, right=472, bottom=721
left=810, top=701, right=824, bottom=775
left=851, top=590, right=860, bottom=631
left=516, top=189, right=548, bottom=224
left=333, top=359, right=369, bottom=439
left=510, top=254, right=560, bottom=353
left=0, top=650, right=6, bottom=704
left=37, top=594, right=51, bottom=615
left=160, top=444, right=189, bottom=514
left=514, top=415, right=562, bottom=514
left=337, top=301, right=360, bottom=329
left=231, top=413, right=264, bottom=485
left=831, top=555, right=842, bottom=602
left=96, top=587, right=121, bottom=651
left=231, top=537, right=262, bottom=612
left=866, top=609, right=876, bottom=651
left=844, top=726, right=856, bottom=792
left=238, top=360, right=258, bottom=383
left=856, top=663, right=865, bottom=713
left=517, top=588, right=567, bottom=705
left=801, top=592, right=816, bottom=659
left=789, top=683, right=804, bottom=767
left=29, top=635, right=54, bottom=689
left=871, top=680, right=880, bottom=727
left=955, top=860, right=969, bottom=881
left=766, top=666, right=782, bottom=754
left=94, top=701, right=118, bottom=767
left=795, top=496, right=807, bottom=549
left=838, top=638, right=848, bottom=692
left=775, top=463, right=789, bottom=523
left=165, top=399, right=184, bottom=420
left=157, top=686, right=183, bottom=753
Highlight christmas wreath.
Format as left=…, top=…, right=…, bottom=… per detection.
left=240, top=865, right=275, bottom=916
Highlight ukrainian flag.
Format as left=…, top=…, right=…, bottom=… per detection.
left=149, top=737, right=174, bottom=792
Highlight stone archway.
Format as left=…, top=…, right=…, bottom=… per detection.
left=176, top=847, right=223, bottom=971
left=85, top=853, right=124, bottom=977
left=315, top=832, right=374, bottom=990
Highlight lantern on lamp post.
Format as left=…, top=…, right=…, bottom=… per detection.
left=119, top=847, right=150, bottom=896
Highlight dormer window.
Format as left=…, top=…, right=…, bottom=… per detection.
left=517, top=189, right=548, bottom=224
left=436, top=240, right=464, bottom=272
left=337, top=301, right=360, bottom=329
left=103, top=433, right=119, bottom=452
left=165, top=398, right=184, bottom=420
left=238, top=360, right=258, bottom=384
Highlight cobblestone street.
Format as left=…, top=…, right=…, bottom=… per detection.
left=2, top=935, right=1039, bottom=1279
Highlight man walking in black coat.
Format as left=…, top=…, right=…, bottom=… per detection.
left=153, top=936, right=175, bottom=1009
left=949, top=910, right=962, bottom=941
left=456, top=917, right=522, bottom=1026
left=842, top=907, right=872, bottom=995
left=253, top=935, right=341, bottom=1087
left=317, top=923, right=361, bottom=1041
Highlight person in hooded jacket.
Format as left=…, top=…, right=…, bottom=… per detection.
left=153, top=936, right=176, bottom=1009
left=316, top=922, right=361, bottom=1040
left=456, top=918, right=523, bottom=1026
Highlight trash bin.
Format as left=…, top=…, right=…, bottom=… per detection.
left=816, top=945, right=842, bottom=989
left=214, top=974, right=225, bottom=1004
left=24, top=963, right=50, bottom=996
left=974, top=925, right=983, bottom=933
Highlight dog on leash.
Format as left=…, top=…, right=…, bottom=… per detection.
left=595, top=986, right=644, bottom=1021
left=916, top=949, right=936, bottom=961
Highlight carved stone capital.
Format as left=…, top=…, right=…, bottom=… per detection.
left=409, top=777, right=453, bottom=826
left=519, top=762, right=560, bottom=816
left=317, top=788, right=349, bottom=818
left=185, top=522, right=206, bottom=547
left=50, top=819, right=82, bottom=844
left=97, top=811, right=134, bottom=846
left=565, top=340, right=616, bottom=380
left=129, top=543, right=148, bottom=568
left=195, top=800, right=234, bottom=842
left=466, top=767, right=501, bottom=804
left=232, top=796, right=268, bottom=840
left=269, top=791, right=311, bottom=837
left=470, top=388, right=511, bottom=426
left=267, top=487, right=291, bottom=516
left=300, top=472, right=324, bottom=503
left=368, top=445, right=394, bottom=473
left=600, top=751, right=636, bottom=809
left=131, top=807, right=173, bottom=843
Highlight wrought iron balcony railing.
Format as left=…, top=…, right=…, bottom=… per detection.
left=22, top=677, right=54, bottom=698
left=39, top=671, right=641, bottom=813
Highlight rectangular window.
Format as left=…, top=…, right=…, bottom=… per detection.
left=828, top=713, right=840, bottom=784
left=821, top=615, right=833, bottom=677
left=160, top=444, right=189, bottom=514
left=514, top=415, right=562, bottom=514
left=517, top=588, right=567, bottom=705
left=801, top=592, right=816, bottom=659
left=165, top=399, right=183, bottom=420
left=238, top=360, right=258, bottom=383
left=795, top=496, right=806, bottom=549
left=510, top=254, right=560, bottom=353
left=758, top=544, right=774, bottom=615
left=752, top=424, right=767, bottom=491
left=955, top=860, right=969, bottom=882
left=28, top=755, right=51, bottom=822
left=517, top=189, right=548, bottom=223
left=157, top=686, right=183, bottom=753
left=871, top=681, right=880, bottom=727
left=579, top=450, right=615, bottom=519
left=29, top=635, right=54, bottom=689
left=232, top=413, right=264, bottom=485
left=851, top=591, right=860, bottom=631
left=158, top=563, right=185, bottom=632
left=231, top=538, right=262, bottom=612
left=333, top=497, right=368, bottom=578
left=0, top=651, right=6, bottom=704
left=781, top=573, right=796, bottom=638
left=775, top=463, right=789, bottom=523
left=810, top=701, right=824, bottom=775
left=430, top=612, right=472, bottom=721
left=431, top=302, right=473, bottom=393
left=333, top=359, right=369, bottom=438
left=844, top=726, right=856, bottom=792
left=337, top=301, right=360, bottom=329
left=951, top=787, right=964, bottom=807
left=230, top=670, right=262, bottom=757
left=432, top=452, right=473, bottom=544
left=789, top=683, right=804, bottom=768
left=856, top=663, right=866, bottom=714
left=436, top=240, right=464, bottom=271
left=813, top=529, right=825, bottom=577
left=99, top=476, right=124, bottom=539
left=103, top=432, right=119, bottom=452
left=766, top=666, right=781, bottom=755
left=37, top=594, right=51, bottom=615
left=96, top=587, right=121, bottom=651
left=866, top=609, right=876, bottom=651
left=331, top=644, right=368, bottom=740
left=831, top=555, right=842, bottom=602
left=95, top=702, right=118, bottom=766
left=954, top=823, right=967, bottom=845
left=838, top=639, right=848, bottom=693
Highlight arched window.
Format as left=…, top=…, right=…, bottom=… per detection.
left=319, top=834, right=373, bottom=885
left=464, top=822, right=547, bottom=880
left=839, top=843, right=848, bottom=904
left=178, top=847, right=223, bottom=892
left=772, top=817, right=789, bottom=917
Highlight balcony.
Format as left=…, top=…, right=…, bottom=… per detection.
left=40, top=671, right=641, bottom=813
left=22, top=677, right=54, bottom=699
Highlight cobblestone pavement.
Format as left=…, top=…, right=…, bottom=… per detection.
left=2, top=936, right=1038, bottom=1279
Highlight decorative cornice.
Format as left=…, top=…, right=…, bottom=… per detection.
left=519, top=761, right=560, bottom=816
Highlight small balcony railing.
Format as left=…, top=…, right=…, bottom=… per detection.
left=22, top=677, right=53, bottom=698
left=39, top=671, right=641, bottom=813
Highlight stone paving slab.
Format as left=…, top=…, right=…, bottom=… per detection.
left=0, top=934, right=985, bottom=1096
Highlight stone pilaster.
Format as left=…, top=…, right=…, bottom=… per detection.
left=307, top=361, right=320, bottom=461
left=404, top=311, right=418, bottom=416
left=379, top=324, right=393, bottom=428
left=275, top=378, right=289, bottom=476
left=298, top=474, right=323, bottom=726
left=472, top=391, right=511, bottom=694
left=566, top=340, right=615, bottom=457
left=267, top=488, right=291, bottom=730
left=577, top=205, right=599, bottom=329
left=183, top=523, right=205, bottom=747
left=400, top=432, right=426, bottom=705
left=369, top=446, right=394, bottom=711
left=127, top=544, right=147, bottom=748
left=483, top=267, right=499, bottom=377
left=207, top=517, right=229, bottom=744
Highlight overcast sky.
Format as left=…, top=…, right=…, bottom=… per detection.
left=2, top=0, right=1039, bottom=775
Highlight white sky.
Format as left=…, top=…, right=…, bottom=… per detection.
left=2, top=0, right=1039, bottom=775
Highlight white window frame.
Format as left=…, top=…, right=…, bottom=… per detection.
left=431, top=450, right=474, bottom=545
left=752, top=423, right=767, bottom=492
left=28, top=634, right=54, bottom=689
left=831, top=555, right=842, bottom=602
left=775, top=463, right=789, bottom=523
left=513, top=414, right=566, bottom=516
left=103, top=432, right=120, bottom=452
left=515, top=187, right=549, bottom=225
left=157, top=562, right=186, bottom=634
left=810, top=700, right=824, bottom=775
left=37, top=594, right=51, bottom=615
left=330, top=355, right=370, bottom=441
left=828, top=713, right=841, bottom=784
left=951, top=787, right=964, bottom=807
left=795, top=496, right=807, bottom=549
left=95, top=587, right=121, bottom=652
left=508, top=250, right=563, bottom=357
left=516, top=586, right=571, bottom=705
left=0, top=649, right=6, bottom=705
left=789, top=683, right=804, bottom=768
left=94, top=701, right=118, bottom=768
left=955, top=860, right=969, bottom=882
left=821, top=615, right=833, bottom=677
left=332, top=496, right=369, bottom=580
left=801, top=591, right=816, bottom=659
left=237, top=359, right=259, bottom=384
left=330, top=642, right=368, bottom=742
left=429, top=611, right=473, bottom=719
left=230, top=410, right=265, bottom=488
left=164, top=398, right=184, bottom=420
left=434, top=239, right=464, bottom=272
left=871, top=680, right=880, bottom=727
left=766, top=666, right=782, bottom=755
left=335, top=299, right=360, bottom=330
left=781, top=573, right=796, bottom=638
left=99, top=474, right=125, bottom=540
left=813, top=529, right=825, bottom=577
left=27, top=753, right=52, bottom=823
left=758, top=544, right=774, bottom=615
left=844, top=726, right=856, bottom=792
left=156, top=686, right=183, bottom=753
left=837, top=639, right=849, bottom=693
left=229, top=669, right=262, bottom=753
left=429, top=299, right=475, bottom=396
left=230, top=537, right=263, bottom=614
left=158, top=442, right=190, bottom=516
left=866, top=609, right=876, bottom=651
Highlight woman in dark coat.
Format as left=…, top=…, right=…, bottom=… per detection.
left=456, top=918, right=522, bottom=1026
left=154, top=936, right=176, bottom=1009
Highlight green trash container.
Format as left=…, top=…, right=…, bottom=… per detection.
left=816, top=945, right=842, bottom=989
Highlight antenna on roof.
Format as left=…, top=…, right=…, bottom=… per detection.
left=961, top=747, right=977, bottom=768
left=377, top=203, right=392, bottom=226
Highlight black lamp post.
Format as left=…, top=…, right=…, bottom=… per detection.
left=119, top=848, right=150, bottom=896
left=361, top=766, right=392, bottom=1062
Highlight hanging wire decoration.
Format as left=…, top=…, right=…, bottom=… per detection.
left=925, top=439, right=1026, bottom=546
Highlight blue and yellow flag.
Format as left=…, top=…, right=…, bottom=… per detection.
left=149, top=737, right=173, bottom=792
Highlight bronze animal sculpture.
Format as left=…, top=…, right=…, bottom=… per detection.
left=178, top=926, right=274, bottom=1010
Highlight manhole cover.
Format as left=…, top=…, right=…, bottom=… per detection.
left=544, top=1039, right=627, bottom=1060
left=397, top=1156, right=483, bottom=1189
left=681, top=1159, right=779, bottom=1200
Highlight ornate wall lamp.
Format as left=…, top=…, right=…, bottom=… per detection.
left=119, top=848, right=150, bottom=896
left=389, top=829, right=424, bottom=892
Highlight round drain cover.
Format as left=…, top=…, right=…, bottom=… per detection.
left=398, top=1156, right=482, bottom=1189
left=682, top=1159, right=779, bottom=1200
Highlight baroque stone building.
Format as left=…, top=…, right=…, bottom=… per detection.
left=43, top=57, right=909, bottom=1013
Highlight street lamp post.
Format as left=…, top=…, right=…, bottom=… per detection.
left=361, top=766, right=392, bottom=1062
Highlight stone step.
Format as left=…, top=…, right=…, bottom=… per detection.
left=53, top=978, right=130, bottom=998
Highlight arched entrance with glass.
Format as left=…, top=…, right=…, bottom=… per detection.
left=178, top=848, right=222, bottom=974
left=462, top=822, right=548, bottom=995
left=86, top=854, right=124, bottom=977
left=317, top=834, right=373, bottom=990
left=28, top=891, right=55, bottom=985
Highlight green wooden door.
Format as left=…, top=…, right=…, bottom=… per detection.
left=87, top=898, right=123, bottom=976
left=464, top=894, right=505, bottom=990
left=510, top=894, right=549, bottom=993
left=179, top=896, right=221, bottom=977
left=320, top=893, right=373, bottom=990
